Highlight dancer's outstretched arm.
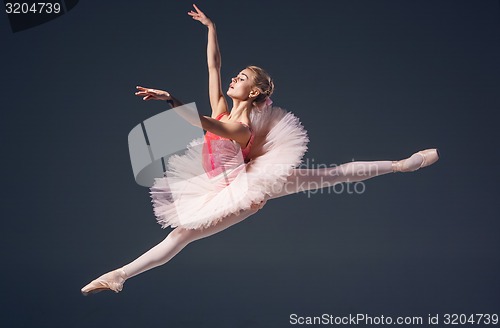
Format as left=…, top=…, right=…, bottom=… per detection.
left=134, top=86, right=183, bottom=108
left=188, top=4, right=229, bottom=119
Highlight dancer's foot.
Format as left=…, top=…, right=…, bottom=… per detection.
left=81, top=268, right=127, bottom=296
left=392, top=149, right=440, bottom=173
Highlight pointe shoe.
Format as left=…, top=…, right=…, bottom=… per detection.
left=392, top=149, right=440, bottom=173
left=81, top=268, right=127, bottom=296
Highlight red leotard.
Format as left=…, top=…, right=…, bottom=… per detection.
left=202, top=112, right=255, bottom=179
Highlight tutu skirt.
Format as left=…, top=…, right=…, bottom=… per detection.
left=149, top=106, right=309, bottom=229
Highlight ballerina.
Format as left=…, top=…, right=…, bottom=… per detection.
left=81, top=4, right=439, bottom=295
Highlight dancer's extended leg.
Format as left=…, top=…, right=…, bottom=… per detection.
left=269, top=147, right=441, bottom=200
left=81, top=206, right=259, bottom=295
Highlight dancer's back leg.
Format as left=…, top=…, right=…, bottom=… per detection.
left=122, top=207, right=260, bottom=279
left=81, top=206, right=260, bottom=294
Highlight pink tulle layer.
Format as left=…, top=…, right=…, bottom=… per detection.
left=149, top=106, right=309, bottom=230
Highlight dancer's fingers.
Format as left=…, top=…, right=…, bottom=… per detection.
left=144, top=89, right=157, bottom=95
left=193, top=4, right=202, bottom=14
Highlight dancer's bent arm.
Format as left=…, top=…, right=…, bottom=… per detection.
left=199, top=115, right=251, bottom=147
left=188, top=4, right=229, bottom=119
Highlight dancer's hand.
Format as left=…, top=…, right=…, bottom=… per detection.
left=251, top=198, right=267, bottom=211
left=188, top=4, right=212, bottom=27
left=135, top=86, right=172, bottom=101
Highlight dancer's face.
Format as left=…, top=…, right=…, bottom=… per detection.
left=227, top=68, right=260, bottom=101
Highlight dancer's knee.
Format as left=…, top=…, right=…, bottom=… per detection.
left=169, top=227, right=197, bottom=245
left=169, top=206, right=260, bottom=244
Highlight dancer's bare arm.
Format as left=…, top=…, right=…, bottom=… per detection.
left=188, top=4, right=228, bottom=119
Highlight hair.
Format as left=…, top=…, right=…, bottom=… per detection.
left=246, top=65, right=274, bottom=105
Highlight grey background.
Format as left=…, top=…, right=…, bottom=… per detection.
left=1, top=0, right=499, bottom=327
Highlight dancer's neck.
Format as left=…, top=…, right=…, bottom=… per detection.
left=228, top=99, right=252, bottom=121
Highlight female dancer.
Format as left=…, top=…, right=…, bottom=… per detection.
left=81, top=4, right=439, bottom=295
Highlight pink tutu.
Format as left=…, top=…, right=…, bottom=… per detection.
left=149, top=106, right=309, bottom=229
